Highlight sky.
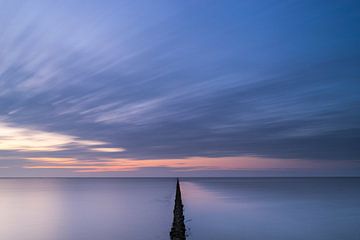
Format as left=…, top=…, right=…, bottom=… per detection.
left=0, top=0, right=359, bottom=177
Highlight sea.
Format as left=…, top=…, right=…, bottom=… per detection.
left=0, top=177, right=359, bottom=240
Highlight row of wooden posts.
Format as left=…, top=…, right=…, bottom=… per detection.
left=170, top=178, right=186, bottom=240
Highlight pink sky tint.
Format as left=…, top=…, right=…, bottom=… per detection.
left=23, top=156, right=343, bottom=173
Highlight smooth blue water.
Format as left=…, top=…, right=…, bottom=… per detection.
left=181, top=178, right=360, bottom=240
left=0, top=178, right=359, bottom=240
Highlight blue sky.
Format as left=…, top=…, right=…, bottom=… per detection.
left=0, top=0, right=359, bottom=176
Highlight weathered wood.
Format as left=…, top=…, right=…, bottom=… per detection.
left=170, top=178, right=186, bottom=240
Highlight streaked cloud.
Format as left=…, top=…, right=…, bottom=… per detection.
left=25, top=157, right=77, bottom=165
left=0, top=0, right=359, bottom=176
left=91, top=148, right=126, bottom=153
left=0, top=120, right=124, bottom=152
left=22, top=156, right=345, bottom=173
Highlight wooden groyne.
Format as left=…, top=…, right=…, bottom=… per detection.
left=170, top=178, right=186, bottom=240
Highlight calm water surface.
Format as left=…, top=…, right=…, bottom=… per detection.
left=0, top=178, right=174, bottom=240
left=0, top=178, right=359, bottom=240
left=182, top=178, right=360, bottom=240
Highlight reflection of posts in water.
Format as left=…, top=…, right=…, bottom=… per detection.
left=170, top=178, right=186, bottom=240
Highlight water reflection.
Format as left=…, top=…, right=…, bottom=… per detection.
left=1, top=178, right=359, bottom=240
left=0, top=180, right=64, bottom=240
left=0, top=178, right=174, bottom=240
left=182, top=178, right=360, bottom=240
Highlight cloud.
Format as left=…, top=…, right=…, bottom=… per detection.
left=91, top=148, right=126, bottom=153
left=20, top=156, right=324, bottom=173
left=0, top=0, right=359, bottom=176
left=25, top=157, right=77, bottom=165
left=0, top=120, right=124, bottom=153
